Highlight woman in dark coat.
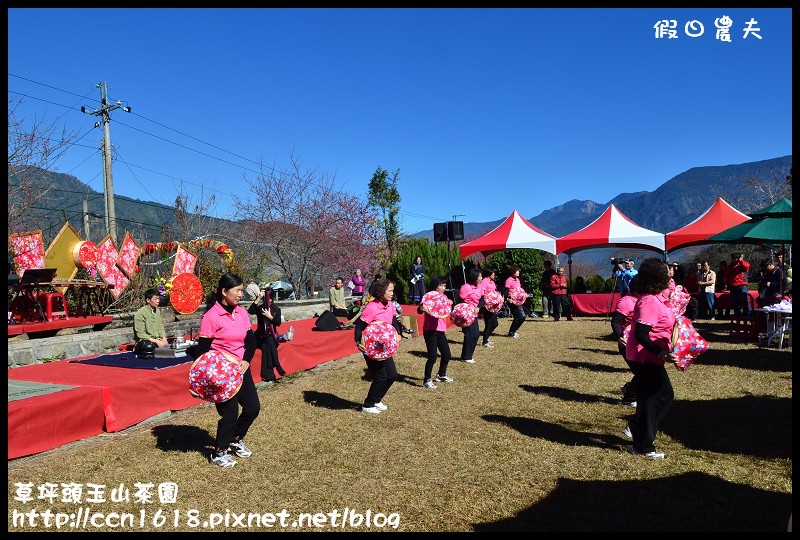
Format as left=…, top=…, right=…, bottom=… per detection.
left=410, top=256, right=426, bottom=304
left=248, top=287, right=287, bottom=381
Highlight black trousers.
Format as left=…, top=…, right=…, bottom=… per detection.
left=461, top=319, right=480, bottom=360
left=508, top=304, right=526, bottom=334
left=259, top=336, right=286, bottom=381
left=423, top=330, right=451, bottom=381
left=214, top=368, right=260, bottom=452
left=551, top=293, right=572, bottom=320
left=481, top=309, right=498, bottom=344
left=363, top=355, right=398, bottom=408
left=631, top=362, right=674, bottom=454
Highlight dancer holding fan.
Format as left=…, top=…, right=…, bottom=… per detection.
left=479, top=268, right=501, bottom=348
left=458, top=267, right=483, bottom=364
left=504, top=265, right=527, bottom=338
left=354, top=277, right=401, bottom=415
left=418, top=276, right=455, bottom=389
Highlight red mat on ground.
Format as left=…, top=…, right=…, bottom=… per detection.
left=8, top=386, right=106, bottom=459
left=7, top=307, right=425, bottom=459
left=8, top=315, right=113, bottom=337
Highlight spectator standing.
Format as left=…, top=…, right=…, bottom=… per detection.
left=613, top=259, right=638, bottom=297
left=549, top=266, right=574, bottom=321
left=349, top=268, right=366, bottom=298
left=248, top=286, right=288, bottom=382
left=458, top=267, right=483, bottom=363
left=625, top=258, right=678, bottom=460
left=504, top=265, right=527, bottom=338
left=479, top=268, right=499, bottom=348
left=196, top=273, right=260, bottom=468
left=410, top=256, right=426, bottom=304
left=725, top=252, right=751, bottom=317
left=133, top=288, right=168, bottom=357
left=697, top=261, right=716, bottom=320
left=417, top=276, right=454, bottom=389
left=354, top=278, right=401, bottom=414
left=329, top=277, right=349, bottom=317
left=573, top=276, right=588, bottom=294
left=540, top=260, right=556, bottom=317
left=716, top=260, right=730, bottom=319
left=757, top=258, right=784, bottom=307
left=684, top=262, right=701, bottom=294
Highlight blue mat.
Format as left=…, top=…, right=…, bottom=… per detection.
left=70, top=352, right=194, bottom=370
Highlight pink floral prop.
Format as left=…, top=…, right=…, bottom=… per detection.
left=172, top=246, right=198, bottom=276
left=508, top=286, right=527, bottom=306
left=95, top=237, right=130, bottom=298
left=363, top=320, right=399, bottom=360
left=189, top=350, right=243, bottom=403
left=116, top=233, right=140, bottom=278
left=421, top=291, right=452, bottom=318
left=9, top=230, right=46, bottom=277
left=72, top=241, right=99, bottom=269
left=484, top=291, right=504, bottom=313
left=672, top=315, right=709, bottom=372
left=450, top=302, right=477, bottom=328
left=668, top=285, right=709, bottom=371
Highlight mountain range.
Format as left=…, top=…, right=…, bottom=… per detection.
left=423, top=155, right=791, bottom=240
left=12, top=155, right=792, bottom=271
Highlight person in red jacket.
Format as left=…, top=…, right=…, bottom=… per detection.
left=725, top=252, right=751, bottom=317
left=549, top=266, right=573, bottom=321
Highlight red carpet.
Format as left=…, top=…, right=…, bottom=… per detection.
left=8, top=306, right=427, bottom=459
left=8, top=315, right=113, bottom=337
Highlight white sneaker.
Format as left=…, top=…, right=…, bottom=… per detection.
left=628, top=447, right=665, bottom=460
left=622, top=425, right=632, bottom=439
left=374, top=401, right=388, bottom=411
left=463, top=358, right=475, bottom=364
left=423, top=379, right=437, bottom=389
left=361, top=405, right=382, bottom=414
left=482, top=342, right=494, bottom=348
left=211, top=450, right=237, bottom=468
left=508, top=332, right=520, bottom=339
left=229, top=439, right=253, bottom=458
left=435, top=374, right=454, bottom=383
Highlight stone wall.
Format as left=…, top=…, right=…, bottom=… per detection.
left=8, top=299, right=329, bottom=369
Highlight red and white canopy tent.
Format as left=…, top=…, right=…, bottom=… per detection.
left=665, top=197, right=751, bottom=252
left=555, top=205, right=666, bottom=301
left=459, top=210, right=558, bottom=260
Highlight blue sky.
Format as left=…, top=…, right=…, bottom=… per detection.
left=8, top=8, right=792, bottom=236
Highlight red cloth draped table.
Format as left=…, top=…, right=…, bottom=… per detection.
left=570, top=293, right=621, bottom=316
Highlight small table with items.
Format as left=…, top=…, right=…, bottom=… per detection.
left=754, top=306, right=792, bottom=349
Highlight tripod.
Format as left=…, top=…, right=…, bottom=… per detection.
left=605, top=271, right=619, bottom=321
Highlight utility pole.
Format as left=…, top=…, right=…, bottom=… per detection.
left=82, top=200, right=91, bottom=240
left=452, top=213, right=466, bottom=284
left=81, top=82, right=131, bottom=242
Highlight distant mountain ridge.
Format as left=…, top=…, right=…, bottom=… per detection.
left=418, top=155, right=792, bottom=243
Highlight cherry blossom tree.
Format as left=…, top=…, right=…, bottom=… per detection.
left=8, top=98, right=76, bottom=234
left=235, top=153, right=382, bottom=296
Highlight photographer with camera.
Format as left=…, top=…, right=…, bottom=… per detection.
left=612, top=258, right=638, bottom=298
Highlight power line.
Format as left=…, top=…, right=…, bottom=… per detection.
left=11, top=73, right=449, bottom=229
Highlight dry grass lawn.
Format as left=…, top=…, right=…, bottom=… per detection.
left=8, top=317, right=792, bottom=532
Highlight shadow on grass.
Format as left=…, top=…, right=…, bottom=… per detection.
left=508, top=391, right=791, bottom=460
left=472, top=471, right=791, bottom=532
left=664, top=395, right=791, bottom=459
left=567, top=347, right=621, bottom=356
left=692, top=347, right=791, bottom=372
left=302, top=390, right=361, bottom=411
left=484, top=414, right=622, bottom=448
left=151, top=425, right=214, bottom=457
left=520, top=385, right=621, bottom=406
left=552, top=360, right=627, bottom=373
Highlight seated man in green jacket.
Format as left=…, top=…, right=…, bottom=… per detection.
left=329, top=277, right=349, bottom=317
left=133, top=288, right=168, bottom=356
